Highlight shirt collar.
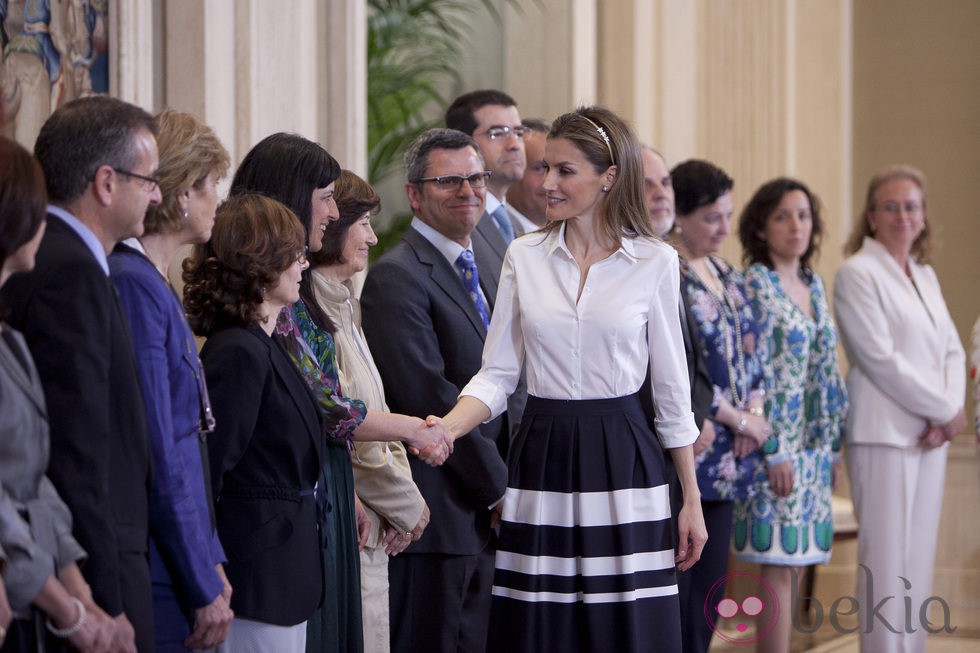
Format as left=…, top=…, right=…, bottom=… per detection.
left=545, top=221, right=638, bottom=262
left=47, top=205, right=110, bottom=275
left=411, top=216, right=470, bottom=267
left=485, top=192, right=505, bottom=215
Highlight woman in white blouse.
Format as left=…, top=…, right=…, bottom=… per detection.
left=435, top=106, right=706, bottom=653
left=834, top=165, right=965, bottom=653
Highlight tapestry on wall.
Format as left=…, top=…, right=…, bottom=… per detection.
left=0, top=0, right=109, bottom=147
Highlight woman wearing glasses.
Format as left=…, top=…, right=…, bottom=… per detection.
left=228, top=133, right=451, bottom=653
left=109, top=110, right=233, bottom=652
left=184, top=194, right=321, bottom=652
left=834, top=165, right=965, bottom=653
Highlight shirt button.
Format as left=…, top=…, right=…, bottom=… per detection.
left=572, top=350, right=579, bottom=357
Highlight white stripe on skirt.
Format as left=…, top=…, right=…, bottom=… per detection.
left=492, top=583, right=680, bottom=604
left=495, top=549, right=675, bottom=577
left=502, top=484, right=671, bottom=527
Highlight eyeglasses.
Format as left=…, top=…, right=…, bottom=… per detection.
left=479, top=126, right=531, bottom=141
left=415, top=171, right=492, bottom=192
left=113, top=168, right=160, bottom=192
left=876, top=201, right=923, bottom=216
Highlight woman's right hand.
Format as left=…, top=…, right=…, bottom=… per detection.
left=411, top=417, right=453, bottom=466
left=0, top=581, right=11, bottom=648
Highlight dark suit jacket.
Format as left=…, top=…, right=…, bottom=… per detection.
left=360, top=227, right=508, bottom=556
left=470, top=212, right=528, bottom=439
left=0, top=215, right=153, bottom=641
left=201, top=324, right=325, bottom=627
left=683, top=287, right=714, bottom=430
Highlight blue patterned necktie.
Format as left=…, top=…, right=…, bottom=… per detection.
left=491, top=205, right=515, bottom=243
left=454, top=249, right=490, bottom=329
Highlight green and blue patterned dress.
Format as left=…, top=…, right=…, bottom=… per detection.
left=733, top=264, right=847, bottom=565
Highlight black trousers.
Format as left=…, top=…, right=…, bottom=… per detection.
left=389, top=548, right=495, bottom=653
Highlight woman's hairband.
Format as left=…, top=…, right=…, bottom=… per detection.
left=579, top=115, right=615, bottom=165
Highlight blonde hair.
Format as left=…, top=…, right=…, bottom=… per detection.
left=844, top=164, right=931, bottom=263
left=144, top=109, right=230, bottom=235
left=544, top=106, right=654, bottom=247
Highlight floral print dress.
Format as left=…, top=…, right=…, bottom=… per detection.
left=680, top=256, right=767, bottom=501
left=732, top=264, right=847, bottom=565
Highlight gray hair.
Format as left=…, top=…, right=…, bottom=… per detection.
left=405, top=128, right=484, bottom=184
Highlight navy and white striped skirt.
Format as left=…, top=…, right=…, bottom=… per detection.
left=489, top=394, right=681, bottom=653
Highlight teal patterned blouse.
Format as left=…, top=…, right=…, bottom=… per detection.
left=274, top=300, right=366, bottom=440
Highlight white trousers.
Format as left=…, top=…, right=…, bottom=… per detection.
left=360, top=545, right=391, bottom=653
left=215, top=617, right=307, bottom=653
left=847, top=442, right=948, bottom=653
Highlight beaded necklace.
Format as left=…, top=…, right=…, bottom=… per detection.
left=687, top=258, right=749, bottom=408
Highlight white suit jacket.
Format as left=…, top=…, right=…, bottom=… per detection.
left=834, top=236, right=965, bottom=448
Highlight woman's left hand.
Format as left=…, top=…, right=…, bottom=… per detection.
left=941, top=408, right=967, bottom=442
left=918, top=424, right=946, bottom=449
left=674, top=500, right=708, bottom=572
left=767, top=460, right=794, bottom=497
left=354, top=494, right=371, bottom=551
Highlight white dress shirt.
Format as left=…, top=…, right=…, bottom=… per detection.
left=460, top=223, right=698, bottom=449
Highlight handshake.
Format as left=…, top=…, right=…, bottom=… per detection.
left=405, top=414, right=454, bottom=466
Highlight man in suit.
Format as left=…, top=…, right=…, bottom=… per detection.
left=0, top=96, right=161, bottom=652
left=361, top=128, right=509, bottom=653
left=446, top=89, right=528, bottom=435
left=505, top=118, right=550, bottom=233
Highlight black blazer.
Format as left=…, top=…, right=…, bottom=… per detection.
left=361, top=227, right=508, bottom=556
left=201, top=324, right=325, bottom=626
left=0, top=215, right=151, bottom=621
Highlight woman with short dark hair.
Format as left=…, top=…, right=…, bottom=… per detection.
left=669, top=159, right=770, bottom=653
left=183, top=193, right=319, bottom=652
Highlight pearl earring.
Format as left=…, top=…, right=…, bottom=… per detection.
left=181, top=209, right=189, bottom=219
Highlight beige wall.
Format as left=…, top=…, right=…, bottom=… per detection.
left=853, top=0, right=980, bottom=412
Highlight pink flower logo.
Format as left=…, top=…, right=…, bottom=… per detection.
left=704, top=572, right=779, bottom=644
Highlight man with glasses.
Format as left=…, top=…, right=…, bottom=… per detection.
left=1, top=96, right=161, bottom=652
left=361, top=128, right=509, bottom=653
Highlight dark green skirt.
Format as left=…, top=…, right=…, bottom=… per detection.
left=306, top=437, right=363, bottom=653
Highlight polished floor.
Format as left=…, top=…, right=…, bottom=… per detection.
left=709, top=630, right=980, bottom=652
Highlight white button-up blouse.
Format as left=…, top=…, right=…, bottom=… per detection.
left=460, top=223, right=699, bottom=449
